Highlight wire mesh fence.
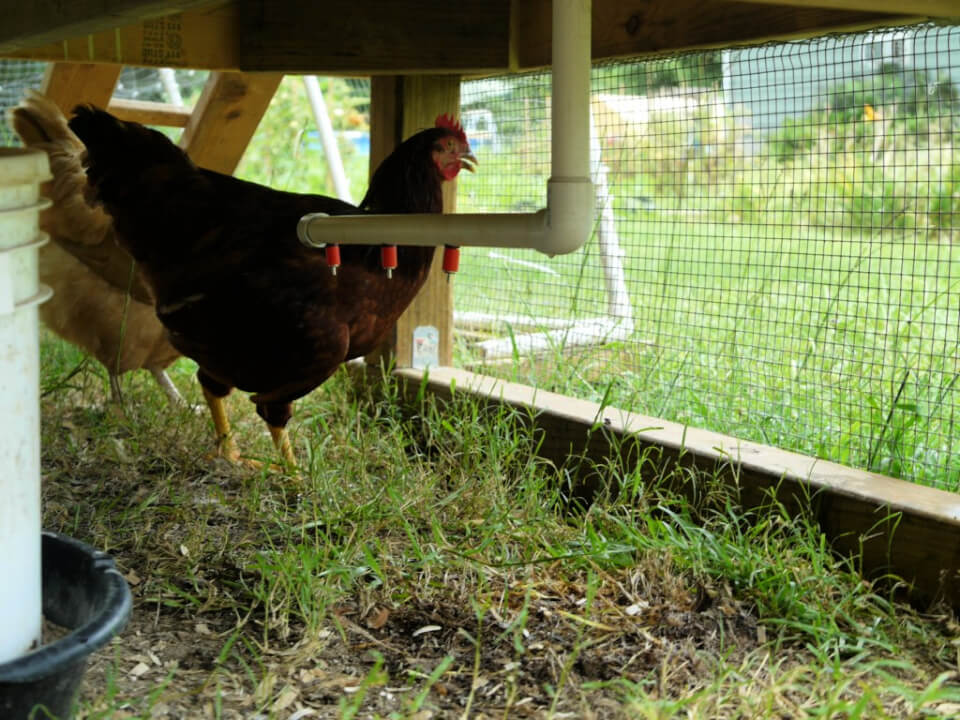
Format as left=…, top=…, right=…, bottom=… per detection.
left=3, top=22, right=959, bottom=491
left=456, top=23, right=960, bottom=490
left=0, top=61, right=210, bottom=143
left=113, top=67, right=209, bottom=107
left=0, top=60, right=45, bottom=145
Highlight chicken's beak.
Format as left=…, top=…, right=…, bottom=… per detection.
left=460, top=146, right=478, bottom=173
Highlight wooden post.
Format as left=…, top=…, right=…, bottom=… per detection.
left=366, top=74, right=460, bottom=369
left=41, top=62, right=121, bottom=113
left=179, top=71, right=283, bottom=174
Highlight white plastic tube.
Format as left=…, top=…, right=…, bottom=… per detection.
left=0, top=148, right=52, bottom=663
left=304, top=75, right=353, bottom=203
left=298, top=0, right=594, bottom=257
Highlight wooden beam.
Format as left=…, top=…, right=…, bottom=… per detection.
left=236, top=0, right=510, bottom=73
left=0, top=0, right=225, bottom=54
left=365, top=75, right=459, bottom=369
left=513, top=0, right=925, bottom=67
left=178, top=71, right=282, bottom=175
left=363, top=77, right=403, bottom=370
left=41, top=63, right=121, bottom=115
left=737, top=0, right=958, bottom=16
left=4, top=4, right=240, bottom=70
left=391, top=366, right=960, bottom=608
left=394, top=76, right=459, bottom=369
left=107, top=98, right=193, bottom=127
left=2, top=0, right=930, bottom=72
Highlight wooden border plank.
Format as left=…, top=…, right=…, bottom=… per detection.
left=391, top=365, right=960, bottom=607
left=107, top=98, right=193, bottom=127
left=41, top=62, right=122, bottom=114
left=178, top=71, right=282, bottom=174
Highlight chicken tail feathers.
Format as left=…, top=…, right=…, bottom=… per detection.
left=69, top=104, right=193, bottom=172
left=9, top=90, right=77, bottom=147
left=69, top=105, right=197, bottom=208
left=6, top=91, right=118, bottom=250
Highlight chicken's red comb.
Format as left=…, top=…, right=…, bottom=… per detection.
left=435, top=113, right=467, bottom=143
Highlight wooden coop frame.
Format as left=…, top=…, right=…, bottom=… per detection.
left=3, top=0, right=960, bottom=607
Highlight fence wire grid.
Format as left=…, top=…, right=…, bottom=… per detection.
left=456, top=23, right=960, bottom=490
left=0, top=63, right=208, bottom=145
left=2, top=24, right=958, bottom=490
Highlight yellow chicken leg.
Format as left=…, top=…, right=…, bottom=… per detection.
left=203, top=386, right=241, bottom=463
left=269, top=425, right=297, bottom=470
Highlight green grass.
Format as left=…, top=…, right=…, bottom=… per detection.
left=36, top=333, right=960, bottom=718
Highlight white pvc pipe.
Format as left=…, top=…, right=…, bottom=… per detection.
left=303, top=76, right=354, bottom=204
left=159, top=68, right=184, bottom=107
left=298, top=0, right=593, bottom=258
left=0, top=148, right=51, bottom=663
left=551, top=0, right=591, bottom=181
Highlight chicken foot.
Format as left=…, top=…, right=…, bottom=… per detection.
left=257, top=400, right=297, bottom=471
left=269, top=426, right=297, bottom=470
left=107, top=368, right=183, bottom=414
left=202, top=385, right=242, bottom=463
left=150, top=367, right=185, bottom=406
left=200, top=375, right=297, bottom=471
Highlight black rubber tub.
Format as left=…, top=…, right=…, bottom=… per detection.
left=0, top=531, right=132, bottom=720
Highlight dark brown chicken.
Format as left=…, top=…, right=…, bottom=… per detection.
left=8, top=91, right=182, bottom=406
left=68, top=106, right=474, bottom=467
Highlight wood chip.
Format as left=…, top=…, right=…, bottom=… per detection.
left=271, top=685, right=298, bottom=712
left=412, top=624, right=442, bottom=637
left=625, top=602, right=648, bottom=616
left=129, top=661, right=150, bottom=678
left=298, top=667, right=328, bottom=684
left=366, top=607, right=390, bottom=630
left=288, top=709, right=317, bottom=720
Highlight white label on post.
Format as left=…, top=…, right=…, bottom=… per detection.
left=412, top=326, right=439, bottom=369
left=0, top=252, right=13, bottom=315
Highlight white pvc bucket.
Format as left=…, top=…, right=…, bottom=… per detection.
left=0, top=148, right=52, bottom=663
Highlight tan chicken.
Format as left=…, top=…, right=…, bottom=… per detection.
left=9, top=90, right=182, bottom=405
